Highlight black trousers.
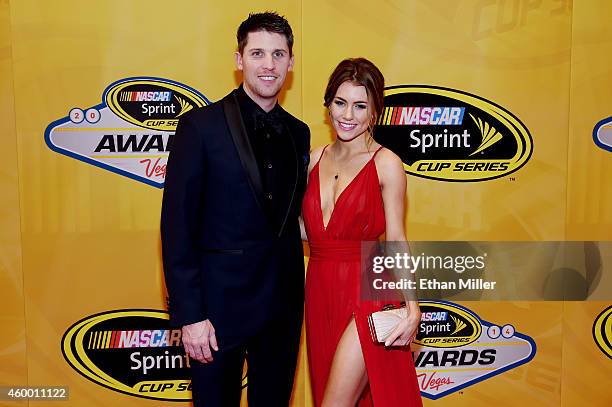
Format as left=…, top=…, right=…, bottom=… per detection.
left=190, top=314, right=302, bottom=407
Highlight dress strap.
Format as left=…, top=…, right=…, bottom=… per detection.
left=371, top=146, right=384, bottom=159
left=316, top=144, right=330, bottom=166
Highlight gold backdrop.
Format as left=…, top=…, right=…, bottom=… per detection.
left=1, top=1, right=610, bottom=406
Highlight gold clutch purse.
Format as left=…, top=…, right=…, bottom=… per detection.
left=367, top=304, right=407, bottom=344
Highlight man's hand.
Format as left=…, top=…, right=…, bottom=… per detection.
left=182, top=319, right=219, bottom=363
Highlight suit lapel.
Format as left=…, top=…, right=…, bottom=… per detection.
left=277, top=111, right=299, bottom=237
left=222, top=91, right=265, bottom=214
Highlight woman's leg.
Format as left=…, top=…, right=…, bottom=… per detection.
left=321, top=318, right=368, bottom=407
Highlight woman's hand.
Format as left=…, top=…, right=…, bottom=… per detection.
left=385, top=307, right=421, bottom=347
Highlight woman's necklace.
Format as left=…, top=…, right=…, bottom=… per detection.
left=331, top=146, right=361, bottom=181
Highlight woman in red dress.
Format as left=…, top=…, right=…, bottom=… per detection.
left=302, top=58, right=423, bottom=407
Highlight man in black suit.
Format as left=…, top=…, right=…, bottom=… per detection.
left=161, top=12, right=310, bottom=407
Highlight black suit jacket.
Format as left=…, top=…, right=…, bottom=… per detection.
left=161, top=89, right=310, bottom=346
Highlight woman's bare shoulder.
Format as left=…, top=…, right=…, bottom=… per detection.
left=308, top=145, right=327, bottom=173
left=310, top=145, right=326, bottom=159
left=373, top=146, right=404, bottom=177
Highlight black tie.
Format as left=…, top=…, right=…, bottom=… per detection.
left=253, top=109, right=284, bottom=136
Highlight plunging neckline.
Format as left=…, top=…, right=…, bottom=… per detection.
left=316, top=156, right=377, bottom=232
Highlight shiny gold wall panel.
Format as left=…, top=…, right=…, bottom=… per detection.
left=1, top=1, right=610, bottom=406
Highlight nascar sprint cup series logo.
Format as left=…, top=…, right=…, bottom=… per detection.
left=593, top=116, right=612, bottom=153
left=45, top=77, right=209, bottom=187
left=62, top=310, right=191, bottom=401
left=375, top=85, right=533, bottom=181
left=592, top=305, right=612, bottom=359
left=412, top=301, right=536, bottom=399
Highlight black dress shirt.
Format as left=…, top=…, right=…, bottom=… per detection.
left=235, top=85, right=297, bottom=233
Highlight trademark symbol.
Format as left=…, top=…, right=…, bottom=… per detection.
left=509, top=177, right=516, bottom=181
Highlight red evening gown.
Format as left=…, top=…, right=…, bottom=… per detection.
left=303, top=146, right=422, bottom=407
